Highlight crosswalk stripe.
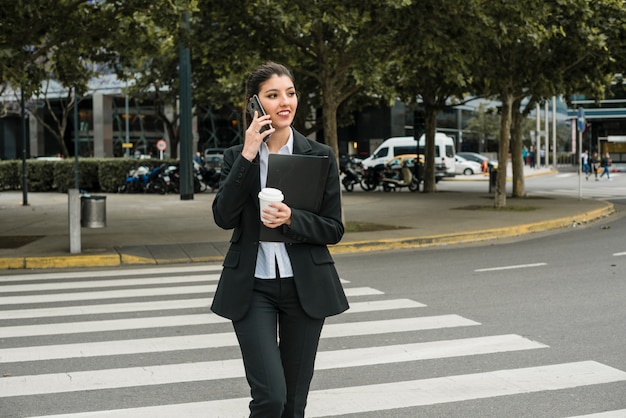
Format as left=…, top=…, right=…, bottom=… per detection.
left=0, top=334, right=547, bottom=397
left=1, top=314, right=229, bottom=338
left=24, top=362, right=626, bottom=417
left=0, top=314, right=476, bottom=362
left=0, top=298, right=214, bottom=320
left=0, top=274, right=219, bottom=293
left=0, top=297, right=423, bottom=321
left=0, top=285, right=216, bottom=305
left=0, top=285, right=380, bottom=305
left=0, top=265, right=223, bottom=283
left=567, top=410, right=626, bottom=418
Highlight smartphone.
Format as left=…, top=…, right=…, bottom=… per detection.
left=247, top=94, right=273, bottom=136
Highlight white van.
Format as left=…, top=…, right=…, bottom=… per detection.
left=361, top=133, right=456, bottom=180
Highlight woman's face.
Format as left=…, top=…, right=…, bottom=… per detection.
left=257, top=74, right=297, bottom=130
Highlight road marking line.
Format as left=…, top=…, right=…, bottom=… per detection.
left=0, top=334, right=545, bottom=397
left=0, top=314, right=477, bottom=361
left=567, top=410, right=626, bottom=418
left=0, top=274, right=219, bottom=293
left=23, top=362, right=626, bottom=417
left=0, top=285, right=378, bottom=305
left=475, top=262, right=547, bottom=272
left=0, top=298, right=214, bottom=320
left=612, top=252, right=626, bottom=256
left=0, top=297, right=423, bottom=321
left=0, top=265, right=223, bottom=283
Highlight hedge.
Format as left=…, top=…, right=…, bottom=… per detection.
left=0, top=158, right=178, bottom=193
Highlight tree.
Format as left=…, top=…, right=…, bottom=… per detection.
left=191, top=0, right=406, bottom=162
left=389, top=0, right=478, bottom=192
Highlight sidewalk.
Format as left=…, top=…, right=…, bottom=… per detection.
left=0, top=167, right=615, bottom=270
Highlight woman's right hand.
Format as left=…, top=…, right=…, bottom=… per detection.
left=241, top=111, right=275, bottom=161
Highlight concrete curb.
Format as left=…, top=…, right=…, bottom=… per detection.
left=0, top=201, right=615, bottom=271
left=330, top=200, right=615, bottom=254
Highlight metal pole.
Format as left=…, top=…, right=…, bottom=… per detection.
left=543, top=100, right=550, bottom=167
left=74, top=89, right=80, bottom=190
left=576, top=107, right=585, bottom=200
left=21, top=87, right=29, bottom=206
left=178, top=11, right=194, bottom=200
left=125, top=80, right=130, bottom=157
left=535, top=103, right=540, bottom=168
left=552, top=97, right=557, bottom=168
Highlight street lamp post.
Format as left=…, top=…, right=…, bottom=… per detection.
left=21, top=87, right=29, bottom=206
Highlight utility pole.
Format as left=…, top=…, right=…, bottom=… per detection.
left=178, top=11, right=194, bottom=200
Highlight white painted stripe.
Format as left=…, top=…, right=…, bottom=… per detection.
left=340, top=298, right=426, bottom=313
left=25, top=362, right=626, bottom=417
left=0, top=334, right=547, bottom=397
left=475, top=262, right=547, bottom=272
left=0, top=274, right=219, bottom=293
left=0, top=315, right=476, bottom=362
left=1, top=314, right=230, bottom=338
left=0, top=285, right=377, bottom=305
left=0, top=297, right=421, bottom=321
left=613, top=252, right=626, bottom=256
left=305, top=361, right=626, bottom=417
left=0, top=298, right=214, bottom=320
left=568, top=410, right=626, bottom=418
left=0, top=265, right=222, bottom=283
left=0, top=285, right=216, bottom=305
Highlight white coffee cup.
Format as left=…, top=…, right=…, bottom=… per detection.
left=258, top=187, right=284, bottom=222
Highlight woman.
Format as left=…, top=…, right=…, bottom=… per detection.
left=211, top=62, right=349, bottom=417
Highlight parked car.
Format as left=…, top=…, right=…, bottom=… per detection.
left=456, top=152, right=498, bottom=172
left=203, top=148, right=225, bottom=169
left=454, top=155, right=483, bottom=175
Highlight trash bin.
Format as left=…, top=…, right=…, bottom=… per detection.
left=81, top=195, right=106, bottom=228
left=488, top=167, right=497, bottom=193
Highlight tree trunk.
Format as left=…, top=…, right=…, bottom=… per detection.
left=321, top=92, right=339, bottom=161
left=495, top=93, right=513, bottom=208
left=422, top=106, right=438, bottom=193
left=511, top=99, right=526, bottom=197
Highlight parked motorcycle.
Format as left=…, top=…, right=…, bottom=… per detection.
left=194, top=161, right=221, bottom=192
left=341, top=156, right=363, bottom=192
left=118, top=166, right=150, bottom=193
left=382, top=156, right=420, bottom=192
left=360, top=164, right=385, bottom=191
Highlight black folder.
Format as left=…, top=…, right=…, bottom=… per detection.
left=260, top=153, right=330, bottom=242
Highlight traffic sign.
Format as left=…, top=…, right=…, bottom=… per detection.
left=156, top=139, right=167, bottom=151
left=577, top=108, right=586, bottom=132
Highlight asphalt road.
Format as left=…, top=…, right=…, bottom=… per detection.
left=2, top=204, right=625, bottom=417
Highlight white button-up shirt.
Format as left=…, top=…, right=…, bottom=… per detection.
left=254, top=129, right=295, bottom=279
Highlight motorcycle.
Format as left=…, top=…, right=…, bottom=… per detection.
left=360, top=164, right=385, bottom=191
left=381, top=156, right=420, bottom=192
left=194, top=161, right=221, bottom=192
left=118, top=166, right=150, bottom=193
left=341, top=156, right=363, bottom=192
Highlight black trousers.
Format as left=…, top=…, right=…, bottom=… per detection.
left=233, top=278, right=325, bottom=418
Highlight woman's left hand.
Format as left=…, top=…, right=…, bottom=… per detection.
left=262, top=202, right=292, bottom=228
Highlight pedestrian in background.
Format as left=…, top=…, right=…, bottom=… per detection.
left=528, top=145, right=536, bottom=168
left=599, top=151, right=612, bottom=180
left=581, top=149, right=589, bottom=180
left=211, top=62, right=348, bottom=417
left=590, top=151, right=599, bottom=181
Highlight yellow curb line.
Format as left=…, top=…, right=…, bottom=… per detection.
left=330, top=201, right=614, bottom=255
left=24, top=254, right=121, bottom=269
left=0, top=201, right=615, bottom=269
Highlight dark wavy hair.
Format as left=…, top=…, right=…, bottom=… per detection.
left=245, top=62, right=295, bottom=101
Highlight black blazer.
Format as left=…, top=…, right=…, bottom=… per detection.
left=211, top=130, right=349, bottom=321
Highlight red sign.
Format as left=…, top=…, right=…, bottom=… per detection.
left=156, top=139, right=167, bottom=151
